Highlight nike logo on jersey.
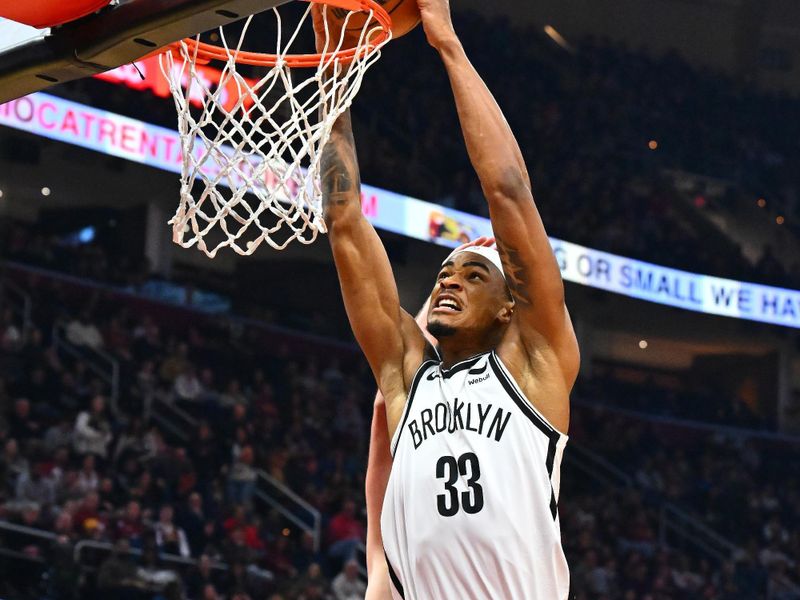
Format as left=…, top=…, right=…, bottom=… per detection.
left=467, top=363, right=488, bottom=375
left=426, top=362, right=489, bottom=383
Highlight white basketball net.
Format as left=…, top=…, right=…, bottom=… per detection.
left=160, top=4, right=390, bottom=257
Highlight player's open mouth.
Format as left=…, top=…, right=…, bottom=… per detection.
left=434, top=295, right=462, bottom=312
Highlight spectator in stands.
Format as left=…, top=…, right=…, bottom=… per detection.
left=15, top=366, right=51, bottom=407
left=129, top=469, right=160, bottom=507
left=137, top=543, right=182, bottom=596
left=65, top=310, right=104, bottom=350
left=135, top=359, right=158, bottom=409
left=113, top=416, right=149, bottom=466
left=175, top=364, right=203, bottom=402
left=15, top=461, right=56, bottom=506
left=113, top=499, right=145, bottom=548
left=228, top=444, right=258, bottom=506
left=287, top=562, right=328, bottom=598
left=160, top=341, right=191, bottom=383
left=73, top=395, right=113, bottom=461
left=154, top=504, right=191, bottom=558
left=190, top=421, right=222, bottom=495
left=7, top=398, right=41, bottom=442
left=72, top=491, right=103, bottom=535
left=1, top=437, right=29, bottom=489
left=104, top=314, right=133, bottom=361
left=43, top=445, right=70, bottom=492
left=96, top=538, right=143, bottom=599
left=332, top=392, right=365, bottom=453
left=185, top=554, right=220, bottom=599
left=222, top=525, right=260, bottom=566
left=0, top=308, right=23, bottom=352
left=292, top=531, right=325, bottom=573
left=73, top=454, right=100, bottom=496
left=48, top=512, right=81, bottom=600
left=150, top=445, right=197, bottom=500
left=43, top=417, right=74, bottom=453
left=200, top=583, right=222, bottom=600
left=331, top=559, right=366, bottom=600
left=327, top=499, right=364, bottom=564
left=179, top=491, right=210, bottom=557
left=734, top=546, right=769, bottom=596
left=220, top=379, right=247, bottom=408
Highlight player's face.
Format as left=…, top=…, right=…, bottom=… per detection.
left=428, top=252, right=512, bottom=339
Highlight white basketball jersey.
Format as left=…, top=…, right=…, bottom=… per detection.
left=381, top=351, right=570, bottom=600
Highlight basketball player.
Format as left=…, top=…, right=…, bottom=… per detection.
left=363, top=238, right=495, bottom=600
left=317, top=0, right=579, bottom=597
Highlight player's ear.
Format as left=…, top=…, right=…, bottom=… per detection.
left=497, top=299, right=515, bottom=324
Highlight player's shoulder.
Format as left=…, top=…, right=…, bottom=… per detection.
left=494, top=335, right=571, bottom=434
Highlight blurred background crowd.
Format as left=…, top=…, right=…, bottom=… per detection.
left=0, top=265, right=798, bottom=599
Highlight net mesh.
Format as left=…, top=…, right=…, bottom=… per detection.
left=159, top=3, right=390, bottom=257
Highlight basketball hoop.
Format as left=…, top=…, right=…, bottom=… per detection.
left=158, top=0, right=392, bottom=257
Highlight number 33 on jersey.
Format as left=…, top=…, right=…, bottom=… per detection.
left=381, top=351, right=571, bottom=600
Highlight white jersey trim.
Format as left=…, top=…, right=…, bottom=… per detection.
left=488, top=351, right=569, bottom=519
left=488, top=351, right=569, bottom=437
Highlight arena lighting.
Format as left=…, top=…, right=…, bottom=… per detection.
left=543, top=25, right=573, bottom=52
left=639, top=340, right=649, bottom=349
left=41, top=186, right=51, bottom=196
left=7, top=92, right=800, bottom=329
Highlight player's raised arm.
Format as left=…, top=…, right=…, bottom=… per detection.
left=419, top=0, right=579, bottom=385
left=313, top=6, right=426, bottom=424
left=321, top=109, right=426, bottom=417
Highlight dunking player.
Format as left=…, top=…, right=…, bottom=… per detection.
left=318, top=0, right=579, bottom=597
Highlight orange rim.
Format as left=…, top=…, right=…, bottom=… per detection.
left=160, top=0, right=392, bottom=68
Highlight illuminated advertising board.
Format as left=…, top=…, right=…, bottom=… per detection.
left=2, top=92, right=800, bottom=329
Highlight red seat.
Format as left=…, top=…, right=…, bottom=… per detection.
left=0, top=0, right=113, bottom=28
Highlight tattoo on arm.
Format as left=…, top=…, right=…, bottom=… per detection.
left=321, top=111, right=361, bottom=217
left=496, top=234, right=533, bottom=306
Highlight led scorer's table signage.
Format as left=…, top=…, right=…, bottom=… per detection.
left=2, top=92, right=800, bottom=329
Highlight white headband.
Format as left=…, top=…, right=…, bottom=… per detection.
left=442, top=246, right=506, bottom=281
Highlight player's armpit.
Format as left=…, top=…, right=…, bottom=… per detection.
left=488, top=188, right=580, bottom=384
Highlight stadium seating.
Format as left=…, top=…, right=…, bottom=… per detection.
left=1, top=261, right=798, bottom=599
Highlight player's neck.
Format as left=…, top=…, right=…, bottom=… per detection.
left=437, top=340, right=496, bottom=370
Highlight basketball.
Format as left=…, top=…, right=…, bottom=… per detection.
left=331, top=0, right=421, bottom=41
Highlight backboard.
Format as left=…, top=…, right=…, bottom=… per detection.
left=0, top=0, right=292, bottom=104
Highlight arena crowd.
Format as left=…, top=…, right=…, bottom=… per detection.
left=1, top=261, right=798, bottom=599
